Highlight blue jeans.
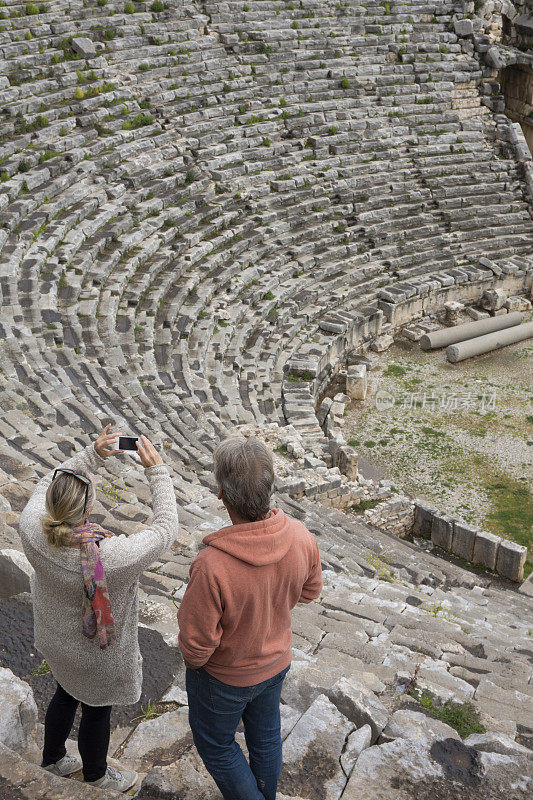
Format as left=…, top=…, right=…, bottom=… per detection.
left=186, top=664, right=290, bottom=800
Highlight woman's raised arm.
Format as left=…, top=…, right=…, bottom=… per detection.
left=99, top=437, right=182, bottom=578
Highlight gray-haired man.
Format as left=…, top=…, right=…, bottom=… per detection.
left=178, top=436, right=323, bottom=800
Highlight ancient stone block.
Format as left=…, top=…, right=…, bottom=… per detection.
left=139, top=748, right=219, bottom=800
left=328, top=676, right=389, bottom=743
left=342, top=737, right=445, bottom=799
left=466, top=306, right=490, bottom=321
left=370, top=334, right=394, bottom=352
left=343, top=735, right=533, bottom=800
left=71, top=37, right=96, bottom=58
left=444, top=301, right=464, bottom=323
left=346, top=364, right=367, bottom=400
left=480, top=288, right=507, bottom=311
left=317, top=397, right=332, bottom=426
left=454, top=18, right=474, bottom=37
left=1, top=743, right=118, bottom=800
left=496, top=540, right=527, bottom=582
left=486, top=46, right=508, bottom=70
left=431, top=513, right=454, bottom=551
left=0, top=549, right=33, bottom=598
left=472, top=530, right=501, bottom=571
left=451, top=521, right=478, bottom=562
left=279, top=694, right=354, bottom=800
left=120, top=707, right=192, bottom=771
left=518, top=572, right=533, bottom=597
left=328, top=439, right=358, bottom=481
left=463, top=732, right=533, bottom=760
left=341, top=725, right=372, bottom=775
left=413, top=500, right=438, bottom=538
left=505, top=295, right=526, bottom=312
left=380, top=710, right=460, bottom=744
left=0, top=668, right=37, bottom=755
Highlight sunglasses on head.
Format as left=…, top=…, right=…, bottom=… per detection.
left=53, top=468, right=91, bottom=520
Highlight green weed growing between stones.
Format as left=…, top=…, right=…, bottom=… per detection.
left=407, top=687, right=485, bottom=738
left=131, top=699, right=161, bottom=722
left=32, top=659, right=51, bottom=675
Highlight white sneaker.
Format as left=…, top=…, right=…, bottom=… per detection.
left=43, top=752, right=83, bottom=777
left=87, top=765, right=138, bottom=793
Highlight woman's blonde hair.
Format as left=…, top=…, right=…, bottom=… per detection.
left=42, top=471, right=95, bottom=547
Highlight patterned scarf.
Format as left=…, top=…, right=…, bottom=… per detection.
left=68, top=522, right=116, bottom=650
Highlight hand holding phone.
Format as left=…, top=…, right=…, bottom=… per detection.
left=95, top=425, right=121, bottom=458
left=136, top=435, right=163, bottom=468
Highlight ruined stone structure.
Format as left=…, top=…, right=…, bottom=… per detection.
left=0, top=0, right=532, bottom=798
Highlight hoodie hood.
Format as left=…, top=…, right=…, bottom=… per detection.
left=203, top=508, right=294, bottom=566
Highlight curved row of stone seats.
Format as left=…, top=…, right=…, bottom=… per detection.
left=0, top=3, right=532, bottom=544
left=2, top=0, right=528, bottom=245
left=0, top=354, right=214, bottom=517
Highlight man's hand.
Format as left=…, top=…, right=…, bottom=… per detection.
left=94, top=425, right=121, bottom=458
left=136, top=435, right=164, bottom=468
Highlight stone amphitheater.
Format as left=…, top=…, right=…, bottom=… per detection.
left=1, top=0, right=533, bottom=798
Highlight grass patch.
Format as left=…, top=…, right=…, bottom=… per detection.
left=287, top=371, right=314, bottom=382
left=407, top=687, right=485, bottom=738
left=385, top=364, right=407, bottom=377
left=366, top=550, right=395, bottom=582
left=420, top=427, right=446, bottom=437
left=484, top=477, right=533, bottom=577
left=274, top=444, right=288, bottom=457
left=122, top=112, right=154, bottom=130
left=352, top=499, right=381, bottom=513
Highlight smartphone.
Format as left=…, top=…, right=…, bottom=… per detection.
left=115, top=436, right=139, bottom=451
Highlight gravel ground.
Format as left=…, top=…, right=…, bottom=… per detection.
left=345, top=326, right=533, bottom=572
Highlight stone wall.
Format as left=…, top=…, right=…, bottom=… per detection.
left=363, top=496, right=416, bottom=539
left=500, top=64, right=533, bottom=151
left=414, top=500, right=528, bottom=581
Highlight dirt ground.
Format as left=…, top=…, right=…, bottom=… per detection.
left=345, top=329, right=533, bottom=575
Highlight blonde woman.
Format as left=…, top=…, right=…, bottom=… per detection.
left=19, top=427, right=179, bottom=793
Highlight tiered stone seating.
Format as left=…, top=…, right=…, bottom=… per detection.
left=0, top=1, right=532, bottom=780
left=0, top=0, right=531, bottom=501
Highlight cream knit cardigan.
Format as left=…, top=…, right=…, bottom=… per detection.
left=19, top=444, right=179, bottom=706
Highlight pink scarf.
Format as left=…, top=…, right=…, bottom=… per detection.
left=68, top=522, right=116, bottom=650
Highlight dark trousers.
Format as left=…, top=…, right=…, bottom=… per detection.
left=186, top=664, right=290, bottom=800
left=41, top=682, right=111, bottom=782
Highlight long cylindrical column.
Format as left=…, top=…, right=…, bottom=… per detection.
left=446, top=321, right=533, bottom=363
left=420, top=311, right=523, bottom=350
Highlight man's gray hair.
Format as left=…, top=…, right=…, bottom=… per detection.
left=214, top=437, right=275, bottom=522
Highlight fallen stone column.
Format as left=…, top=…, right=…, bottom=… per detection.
left=420, top=311, right=523, bottom=350
left=446, top=320, right=533, bottom=363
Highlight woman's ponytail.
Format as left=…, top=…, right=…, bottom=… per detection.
left=41, top=514, right=75, bottom=547
left=42, top=471, right=95, bottom=547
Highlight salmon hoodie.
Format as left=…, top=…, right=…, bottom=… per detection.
left=177, top=508, right=323, bottom=686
